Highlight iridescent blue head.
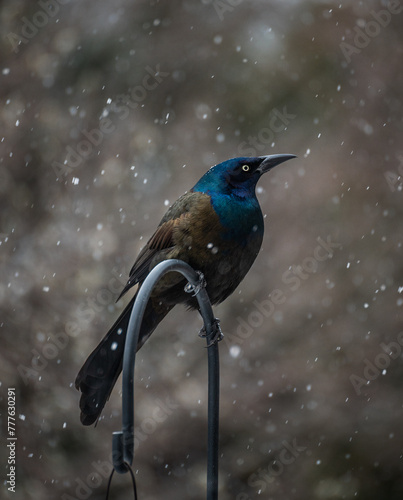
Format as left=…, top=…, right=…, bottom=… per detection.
left=192, top=154, right=296, bottom=198
left=192, top=154, right=296, bottom=241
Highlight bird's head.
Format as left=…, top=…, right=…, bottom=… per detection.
left=192, top=154, right=296, bottom=198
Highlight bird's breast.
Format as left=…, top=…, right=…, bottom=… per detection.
left=170, top=193, right=264, bottom=304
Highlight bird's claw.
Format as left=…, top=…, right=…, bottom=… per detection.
left=184, top=271, right=206, bottom=297
left=199, top=318, right=223, bottom=347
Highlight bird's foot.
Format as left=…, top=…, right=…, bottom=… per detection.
left=199, top=318, right=224, bottom=347
left=184, top=271, right=206, bottom=297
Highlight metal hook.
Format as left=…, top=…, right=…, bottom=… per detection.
left=112, top=259, right=220, bottom=500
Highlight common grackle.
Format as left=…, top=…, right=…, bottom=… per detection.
left=75, top=154, right=296, bottom=425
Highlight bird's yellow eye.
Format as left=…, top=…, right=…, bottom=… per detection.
left=242, top=165, right=250, bottom=172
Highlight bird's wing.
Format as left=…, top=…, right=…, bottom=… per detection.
left=117, top=217, right=186, bottom=299
left=117, top=192, right=202, bottom=299
left=148, top=214, right=187, bottom=250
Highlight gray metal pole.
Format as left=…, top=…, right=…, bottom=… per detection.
left=112, top=259, right=220, bottom=499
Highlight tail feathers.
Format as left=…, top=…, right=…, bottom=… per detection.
left=75, top=296, right=173, bottom=425
left=75, top=296, right=135, bottom=425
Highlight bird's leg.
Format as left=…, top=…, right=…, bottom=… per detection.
left=198, top=318, right=224, bottom=346
left=184, top=271, right=206, bottom=297
left=184, top=272, right=223, bottom=345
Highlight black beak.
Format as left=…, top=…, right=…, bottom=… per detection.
left=258, top=154, right=297, bottom=174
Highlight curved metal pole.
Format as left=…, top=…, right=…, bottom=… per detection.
left=112, top=259, right=220, bottom=500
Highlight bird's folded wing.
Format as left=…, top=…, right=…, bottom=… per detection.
left=117, top=212, right=190, bottom=299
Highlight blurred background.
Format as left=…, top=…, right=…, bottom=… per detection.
left=1, top=0, right=403, bottom=498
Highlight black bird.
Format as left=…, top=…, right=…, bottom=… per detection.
left=75, top=154, right=296, bottom=425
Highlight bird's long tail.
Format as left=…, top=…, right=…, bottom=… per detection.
left=75, top=294, right=173, bottom=425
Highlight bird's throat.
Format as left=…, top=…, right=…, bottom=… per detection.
left=209, top=192, right=264, bottom=244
